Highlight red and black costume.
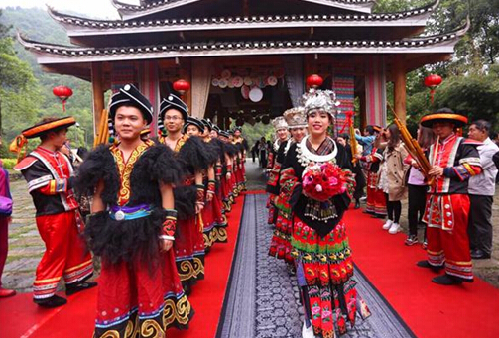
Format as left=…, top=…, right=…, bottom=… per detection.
left=219, top=134, right=238, bottom=212
left=79, top=140, right=192, bottom=337
left=361, top=148, right=387, bottom=217
left=165, top=134, right=209, bottom=288
left=16, top=143, right=93, bottom=301
left=266, top=138, right=287, bottom=225
left=268, top=139, right=295, bottom=264
left=280, top=136, right=370, bottom=337
left=201, top=137, right=228, bottom=249
left=423, top=133, right=481, bottom=281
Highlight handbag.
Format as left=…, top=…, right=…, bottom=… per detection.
left=0, top=196, right=13, bottom=216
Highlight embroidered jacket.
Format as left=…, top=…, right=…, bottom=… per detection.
left=277, top=137, right=354, bottom=237
left=427, top=134, right=482, bottom=194
left=266, top=139, right=289, bottom=195
left=15, top=147, right=78, bottom=216
left=76, top=141, right=181, bottom=263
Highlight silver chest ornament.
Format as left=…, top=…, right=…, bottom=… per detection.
left=115, top=210, right=125, bottom=221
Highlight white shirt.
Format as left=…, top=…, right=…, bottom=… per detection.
left=469, top=138, right=499, bottom=196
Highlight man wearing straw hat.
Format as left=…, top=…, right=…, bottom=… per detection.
left=14, top=117, right=95, bottom=307
left=418, top=108, right=482, bottom=285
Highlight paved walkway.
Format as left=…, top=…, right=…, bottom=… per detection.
left=2, top=163, right=498, bottom=294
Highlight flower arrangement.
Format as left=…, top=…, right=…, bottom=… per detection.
left=302, top=162, right=349, bottom=201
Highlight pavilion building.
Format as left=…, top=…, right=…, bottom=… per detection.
left=18, top=0, right=466, bottom=138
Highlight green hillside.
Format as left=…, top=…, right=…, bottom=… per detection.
left=0, top=7, right=93, bottom=153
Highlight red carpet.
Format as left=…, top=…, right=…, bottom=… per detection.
left=0, top=194, right=245, bottom=338
left=345, top=208, right=499, bottom=338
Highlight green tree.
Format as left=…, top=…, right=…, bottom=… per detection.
left=0, top=10, right=39, bottom=142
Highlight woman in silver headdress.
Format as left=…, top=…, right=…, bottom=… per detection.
left=278, top=89, right=371, bottom=338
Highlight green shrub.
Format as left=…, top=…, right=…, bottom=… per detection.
left=1, top=159, right=18, bottom=169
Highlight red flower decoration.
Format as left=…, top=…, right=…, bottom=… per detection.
left=302, top=162, right=349, bottom=201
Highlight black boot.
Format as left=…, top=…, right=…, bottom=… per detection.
left=354, top=199, right=360, bottom=209
left=65, top=281, right=98, bottom=296
left=416, top=260, right=443, bottom=272
left=432, top=274, right=467, bottom=285
left=34, top=294, right=67, bottom=308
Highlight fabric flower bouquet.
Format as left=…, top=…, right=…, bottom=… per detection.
left=302, top=162, right=349, bottom=202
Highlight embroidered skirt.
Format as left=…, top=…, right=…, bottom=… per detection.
left=292, top=216, right=371, bottom=338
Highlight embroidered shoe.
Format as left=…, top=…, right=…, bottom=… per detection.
left=382, top=219, right=393, bottom=230
left=405, top=235, right=419, bottom=246
left=388, top=222, right=400, bottom=234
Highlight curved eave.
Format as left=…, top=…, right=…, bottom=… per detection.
left=50, top=10, right=435, bottom=39
left=18, top=29, right=466, bottom=65
left=301, top=0, right=375, bottom=14
left=113, top=0, right=376, bottom=20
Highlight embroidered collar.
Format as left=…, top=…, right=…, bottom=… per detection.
left=440, top=133, right=457, bottom=145
left=297, top=136, right=337, bottom=167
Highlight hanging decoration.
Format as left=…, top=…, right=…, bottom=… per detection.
left=211, top=67, right=285, bottom=101
left=53, top=86, right=73, bottom=112
left=173, top=79, right=191, bottom=96
left=306, top=74, right=323, bottom=89
left=424, top=74, right=442, bottom=105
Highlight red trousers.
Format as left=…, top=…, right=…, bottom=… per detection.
left=34, top=211, right=93, bottom=299
left=425, top=194, right=473, bottom=280
left=365, top=172, right=386, bottom=216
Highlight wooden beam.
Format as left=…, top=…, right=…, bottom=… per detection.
left=91, top=62, right=104, bottom=141
left=393, top=56, right=407, bottom=125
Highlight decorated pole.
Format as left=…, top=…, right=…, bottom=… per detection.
left=53, top=85, right=73, bottom=112
left=424, top=74, right=442, bottom=105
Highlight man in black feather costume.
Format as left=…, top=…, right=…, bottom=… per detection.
left=158, top=94, right=209, bottom=292
left=78, top=84, right=192, bottom=338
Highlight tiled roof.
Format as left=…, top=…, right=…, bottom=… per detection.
left=111, top=0, right=376, bottom=20
left=17, top=20, right=468, bottom=64
left=49, top=0, right=437, bottom=33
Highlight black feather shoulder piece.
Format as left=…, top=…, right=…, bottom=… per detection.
left=211, top=138, right=225, bottom=162
left=224, top=143, right=238, bottom=156
left=178, top=136, right=210, bottom=171
left=148, top=144, right=182, bottom=184
left=75, top=145, right=120, bottom=204
left=203, top=140, right=220, bottom=166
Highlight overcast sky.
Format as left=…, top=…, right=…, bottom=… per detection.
left=0, top=0, right=139, bottom=19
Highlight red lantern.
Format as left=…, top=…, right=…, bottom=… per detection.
left=307, top=74, right=323, bottom=89
left=424, top=74, right=442, bottom=104
left=173, top=79, right=190, bottom=96
left=53, top=86, right=73, bottom=112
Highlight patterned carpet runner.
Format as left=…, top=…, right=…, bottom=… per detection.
left=218, top=194, right=414, bottom=338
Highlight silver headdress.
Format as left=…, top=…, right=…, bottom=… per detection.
left=283, top=107, right=307, bottom=129
left=272, top=116, right=288, bottom=131
left=302, top=89, right=341, bottom=117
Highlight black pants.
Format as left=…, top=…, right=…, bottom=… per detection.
left=408, top=184, right=427, bottom=237
left=385, top=193, right=401, bottom=223
left=468, top=194, right=493, bottom=255
left=259, top=151, right=267, bottom=168
left=353, top=163, right=366, bottom=200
